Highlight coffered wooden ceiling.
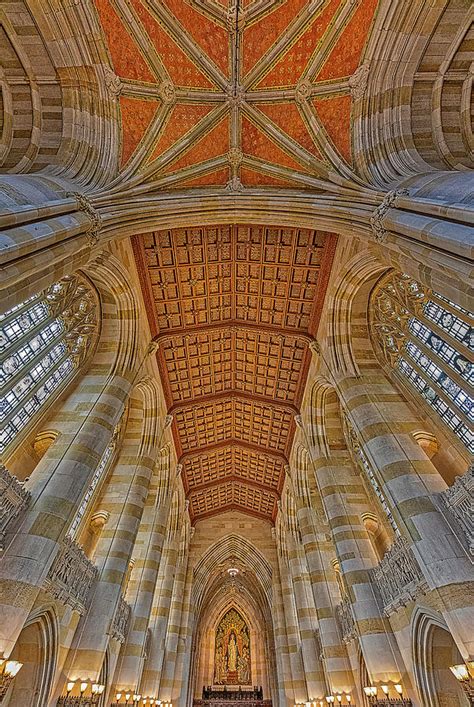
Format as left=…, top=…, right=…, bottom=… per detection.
left=133, top=226, right=337, bottom=522
left=94, top=0, right=379, bottom=191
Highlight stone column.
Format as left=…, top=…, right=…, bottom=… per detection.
left=67, top=410, right=172, bottom=680
left=140, top=526, right=181, bottom=698
left=275, top=518, right=307, bottom=703
left=160, top=518, right=191, bottom=700
left=295, top=500, right=353, bottom=695
left=0, top=175, right=103, bottom=313
left=338, top=370, right=474, bottom=659
left=270, top=535, right=293, bottom=707
left=287, top=529, right=326, bottom=700
left=113, top=465, right=173, bottom=693
left=0, top=370, right=133, bottom=657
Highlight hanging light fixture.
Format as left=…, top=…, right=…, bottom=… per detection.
left=363, top=684, right=412, bottom=706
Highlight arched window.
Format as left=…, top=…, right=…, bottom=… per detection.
left=0, top=274, right=99, bottom=455
left=370, top=271, right=473, bottom=453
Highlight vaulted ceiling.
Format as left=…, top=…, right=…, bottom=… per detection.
left=133, top=226, right=337, bottom=521
left=94, top=0, right=379, bottom=190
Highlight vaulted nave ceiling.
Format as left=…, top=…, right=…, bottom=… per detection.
left=133, top=226, right=337, bottom=522
left=98, top=0, right=375, bottom=521
left=95, top=0, right=379, bottom=190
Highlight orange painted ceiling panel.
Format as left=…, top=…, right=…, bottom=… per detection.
left=176, top=168, right=230, bottom=188
left=255, top=102, right=322, bottom=159
left=165, top=116, right=230, bottom=172
left=240, top=167, right=300, bottom=189
left=163, top=0, right=229, bottom=76
left=313, top=94, right=352, bottom=163
left=120, top=97, right=159, bottom=165
left=255, top=0, right=342, bottom=88
left=241, top=116, right=307, bottom=173
left=242, top=0, right=308, bottom=76
left=148, top=104, right=215, bottom=163
left=316, top=0, right=378, bottom=81
left=94, top=0, right=155, bottom=83
left=129, top=0, right=215, bottom=88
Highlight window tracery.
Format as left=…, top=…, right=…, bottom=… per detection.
left=0, top=274, right=99, bottom=454
left=370, top=271, right=473, bottom=453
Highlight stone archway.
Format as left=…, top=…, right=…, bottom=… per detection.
left=412, top=608, right=469, bottom=707
left=4, top=608, right=58, bottom=707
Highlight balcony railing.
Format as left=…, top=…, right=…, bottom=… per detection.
left=110, top=594, right=131, bottom=643
left=372, top=536, right=426, bottom=614
left=0, top=464, right=30, bottom=546
left=436, top=464, right=473, bottom=556
left=336, top=595, right=357, bottom=643
left=44, top=536, right=98, bottom=614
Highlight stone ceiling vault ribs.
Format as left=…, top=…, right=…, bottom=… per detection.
left=133, top=225, right=337, bottom=520
left=94, top=0, right=380, bottom=189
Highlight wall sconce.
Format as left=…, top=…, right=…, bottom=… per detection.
left=325, top=697, right=335, bottom=704
left=450, top=663, right=474, bottom=703
left=57, top=679, right=105, bottom=705
left=0, top=659, right=23, bottom=700
left=363, top=684, right=412, bottom=706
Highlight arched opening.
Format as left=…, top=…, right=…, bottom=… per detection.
left=4, top=608, right=58, bottom=707
left=413, top=610, right=469, bottom=707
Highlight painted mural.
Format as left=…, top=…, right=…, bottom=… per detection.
left=213, top=608, right=251, bottom=685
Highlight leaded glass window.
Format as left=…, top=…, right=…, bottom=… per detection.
left=1, top=274, right=99, bottom=455
left=370, top=271, right=473, bottom=453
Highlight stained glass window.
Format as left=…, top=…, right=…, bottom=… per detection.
left=1, top=275, right=99, bottom=454
left=370, top=271, right=473, bottom=453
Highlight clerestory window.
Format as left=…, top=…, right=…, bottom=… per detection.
left=370, top=271, right=473, bottom=454
left=0, top=274, right=99, bottom=455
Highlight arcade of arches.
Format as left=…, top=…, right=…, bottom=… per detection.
left=0, top=1, right=472, bottom=706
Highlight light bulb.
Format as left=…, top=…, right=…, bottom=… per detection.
left=116, top=693, right=123, bottom=701
left=394, top=685, right=403, bottom=695
left=336, top=696, right=342, bottom=703
left=92, top=684, right=99, bottom=694
left=346, top=697, right=351, bottom=704
left=80, top=682, right=88, bottom=694
left=66, top=681, right=75, bottom=694
left=4, top=661, right=23, bottom=677
left=98, top=685, right=105, bottom=694
left=381, top=685, right=389, bottom=695
left=450, top=664, right=469, bottom=682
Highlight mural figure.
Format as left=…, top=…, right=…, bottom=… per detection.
left=213, top=608, right=251, bottom=685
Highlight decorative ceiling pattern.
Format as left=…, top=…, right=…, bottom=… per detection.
left=133, top=225, right=337, bottom=521
left=94, top=0, right=379, bottom=191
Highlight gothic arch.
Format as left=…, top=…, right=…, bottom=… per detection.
left=411, top=606, right=469, bottom=707
left=5, top=605, right=59, bottom=707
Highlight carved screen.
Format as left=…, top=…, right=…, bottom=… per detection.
left=214, top=608, right=251, bottom=685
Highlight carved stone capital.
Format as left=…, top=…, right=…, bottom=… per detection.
left=147, top=339, right=159, bottom=356
left=102, top=66, right=122, bottom=96
left=89, top=510, right=109, bottom=533
left=370, top=189, right=409, bottom=243
left=68, top=192, right=102, bottom=246
left=225, top=175, right=244, bottom=192
left=349, top=62, right=370, bottom=100
left=309, top=339, right=321, bottom=355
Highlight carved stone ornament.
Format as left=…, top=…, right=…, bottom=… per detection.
left=295, top=79, right=312, bottom=105
left=147, top=339, right=160, bottom=356
left=67, top=192, right=102, bottom=246
left=159, top=80, right=176, bottom=105
left=176, top=463, right=184, bottom=478
left=228, top=147, right=243, bottom=169
left=102, top=66, right=123, bottom=96
left=294, top=414, right=303, bottom=428
left=309, top=339, right=321, bottom=355
left=225, top=175, right=244, bottom=192
left=370, top=189, right=409, bottom=243
left=226, top=83, right=245, bottom=107
left=349, top=62, right=370, bottom=100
